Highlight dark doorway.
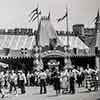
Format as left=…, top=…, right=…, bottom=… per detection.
left=71, top=56, right=95, bottom=69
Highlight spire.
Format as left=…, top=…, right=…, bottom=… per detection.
left=96, top=9, right=100, bottom=50
left=48, top=11, right=50, bottom=20
left=96, top=8, right=100, bottom=22
left=95, top=9, right=100, bottom=32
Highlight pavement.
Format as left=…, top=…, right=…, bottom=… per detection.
left=1, top=86, right=100, bottom=100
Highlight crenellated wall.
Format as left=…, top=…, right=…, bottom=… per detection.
left=0, top=28, right=34, bottom=35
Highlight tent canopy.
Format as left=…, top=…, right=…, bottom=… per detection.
left=0, top=35, right=35, bottom=50
left=39, top=16, right=89, bottom=50
left=39, top=17, right=62, bottom=46
left=59, top=36, right=89, bottom=49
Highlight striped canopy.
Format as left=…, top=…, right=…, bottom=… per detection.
left=0, top=35, right=35, bottom=50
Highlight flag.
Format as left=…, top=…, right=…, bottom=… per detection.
left=29, top=7, right=38, bottom=16
left=32, top=11, right=41, bottom=22
left=29, top=7, right=41, bottom=22
left=57, top=8, right=68, bottom=22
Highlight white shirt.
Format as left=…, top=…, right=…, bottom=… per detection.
left=19, top=73, right=26, bottom=84
left=39, top=72, right=47, bottom=80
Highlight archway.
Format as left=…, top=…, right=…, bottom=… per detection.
left=41, top=50, right=65, bottom=70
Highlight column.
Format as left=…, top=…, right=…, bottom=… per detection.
left=64, top=46, right=71, bottom=68
left=34, top=46, right=39, bottom=70
left=96, top=56, right=100, bottom=70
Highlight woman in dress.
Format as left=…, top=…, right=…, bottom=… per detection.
left=52, top=67, right=61, bottom=95
left=60, top=68, right=69, bottom=94
left=69, top=69, right=75, bottom=94
left=85, top=64, right=93, bottom=91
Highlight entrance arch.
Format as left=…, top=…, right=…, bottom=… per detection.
left=41, top=50, right=65, bottom=70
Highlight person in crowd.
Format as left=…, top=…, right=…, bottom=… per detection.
left=4, top=71, right=8, bottom=89
left=17, top=71, right=20, bottom=88
left=85, top=64, right=94, bottom=91
left=27, top=72, right=31, bottom=86
left=45, top=69, right=50, bottom=85
left=0, top=71, right=5, bottom=98
left=91, top=71, right=97, bottom=91
left=93, top=67, right=99, bottom=91
left=34, top=70, right=39, bottom=86
left=72, top=65, right=78, bottom=81
left=8, top=70, right=17, bottom=95
left=60, top=67, right=69, bottom=94
left=76, top=67, right=83, bottom=88
left=80, top=67, right=85, bottom=87
left=52, top=67, right=61, bottom=95
left=69, top=69, right=75, bottom=94
left=30, top=72, right=35, bottom=86
left=18, top=70, right=26, bottom=94
left=38, top=69, right=47, bottom=94
left=13, top=71, right=18, bottom=94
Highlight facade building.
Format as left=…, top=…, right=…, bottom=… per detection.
left=0, top=10, right=100, bottom=71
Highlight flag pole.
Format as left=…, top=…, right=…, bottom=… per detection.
left=36, top=4, right=39, bottom=46
left=65, top=6, right=70, bottom=67
left=29, top=4, right=42, bottom=70
left=36, top=4, right=42, bottom=69
left=66, top=7, right=69, bottom=49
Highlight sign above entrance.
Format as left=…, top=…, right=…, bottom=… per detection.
left=41, top=50, right=65, bottom=58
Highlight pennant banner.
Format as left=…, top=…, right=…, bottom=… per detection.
left=57, top=8, right=68, bottom=22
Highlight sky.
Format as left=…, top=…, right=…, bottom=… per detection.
left=0, top=0, right=100, bottom=31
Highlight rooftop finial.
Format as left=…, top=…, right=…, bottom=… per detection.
left=48, top=11, right=50, bottom=20
left=96, top=8, right=100, bottom=22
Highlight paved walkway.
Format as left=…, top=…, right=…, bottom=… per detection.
left=1, top=86, right=100, bottom=100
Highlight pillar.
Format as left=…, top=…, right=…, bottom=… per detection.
left=95, top=56, right=100, bottom=70
left=34, top=46, right=43, bottom=71
left=34, top=46, right=39, bottom=70
left=64, top=46, right=71, bottom=68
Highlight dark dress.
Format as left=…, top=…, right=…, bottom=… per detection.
left=52, top=71, right=61, bottom=91
left=70, top=74, right=75, bottom=94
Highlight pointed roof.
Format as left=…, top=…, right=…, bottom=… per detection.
left=38, top=16, right=89, bottom=49
left=95, top=9, right=100, bottom=23
left=79, top=35, right=96, bottom=48
left=59, top=36, right=89, bottom=49
left=39, top=16, right=62, bottom=46
left=48, top=12, right=50, bottom=20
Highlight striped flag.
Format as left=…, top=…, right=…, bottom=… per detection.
left=57, top=8, right=68, bottom=22
left=29, top=7, right=41, bottom=22
left=31, top=11, right=41, bottom=22
left=29, top=7, right=38, bottom=16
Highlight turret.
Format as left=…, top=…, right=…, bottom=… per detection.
left=73, top=24, right=84, bottom=35
left=95, top=9, right=100, bottom=32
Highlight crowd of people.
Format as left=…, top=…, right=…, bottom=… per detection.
left=0, top=64, right=99, bottom=98
left=0, top=70, right=26, bottom=98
